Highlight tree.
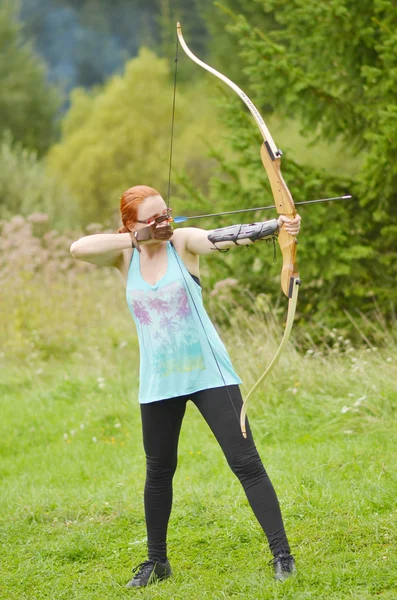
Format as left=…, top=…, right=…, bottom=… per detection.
left=0, top=2, right=60, bottom=154
left=47, top=48, right=228, bottom=226
left=196, top=0, right=397, bottom=323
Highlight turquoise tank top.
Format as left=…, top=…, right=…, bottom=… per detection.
left=126, top=241, right=242, bottom=403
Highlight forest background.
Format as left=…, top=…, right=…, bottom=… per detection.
left=1, top=0, right=397, bottom=343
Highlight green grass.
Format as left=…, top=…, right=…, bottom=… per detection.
left=1, top=270, right=396, bottom=599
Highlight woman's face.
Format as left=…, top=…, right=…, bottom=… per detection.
left=130, top=195, right=170, bottom=231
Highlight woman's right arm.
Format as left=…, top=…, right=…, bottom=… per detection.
left=70, top=233, right=132, bottom=267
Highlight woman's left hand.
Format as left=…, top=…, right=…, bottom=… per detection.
left=277, top=214, right=302, bottom=235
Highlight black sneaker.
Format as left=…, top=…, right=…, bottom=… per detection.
left=125, top=559, right=172, bottom=588
left=269, top=552, right=296, bottom=581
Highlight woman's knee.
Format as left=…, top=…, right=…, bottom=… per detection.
left=227, top=446, right=267, bottom=482
left=146, top=455, right=177, bottom=482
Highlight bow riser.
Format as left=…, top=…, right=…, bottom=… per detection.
left=260, top=145, right=295, bottom=216
left=260, top=143, right=298, bottom=296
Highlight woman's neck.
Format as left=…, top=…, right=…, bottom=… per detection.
left=141, top=240, right=167, bottom=259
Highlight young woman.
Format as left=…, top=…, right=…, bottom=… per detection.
left=70, top=185, right=301, bottom=588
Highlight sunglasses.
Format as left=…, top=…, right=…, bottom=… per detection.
left=136, top=208, right=173, bottom=225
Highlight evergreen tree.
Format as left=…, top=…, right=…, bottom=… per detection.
left=199, top=0, right=397, bottom=322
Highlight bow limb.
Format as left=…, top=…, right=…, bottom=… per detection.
left=240, top=278, right=300, bottom=437
left=177, top=24, right=280, bottom=160
left=177, top=22, right=300, bottom=437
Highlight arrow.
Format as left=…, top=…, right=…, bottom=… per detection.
left=172, top=194, right=352, bottom=223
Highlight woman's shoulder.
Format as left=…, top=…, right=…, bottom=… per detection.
left=172, top=226, right=203, bottom=250
left=171, top=226, right=188, bottom=242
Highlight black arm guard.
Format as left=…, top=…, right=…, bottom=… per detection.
left=207, top=219, right=279, bottom=251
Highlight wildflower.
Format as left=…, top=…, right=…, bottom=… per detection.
left=114, top=423, right=121, bottom=428
left=63, top=433, right=68, bottom=440
left=27, top=213, right=49, bottom=224
left=353, top=396, right=366, bottom=407
left=92, top=436, right=97, bottom=443
left=341, top=406, right=350, bottom=414
left=344, top=430, right=354, bottom=434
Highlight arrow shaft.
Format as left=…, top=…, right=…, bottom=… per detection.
left=173, top=195, right=352, bottom=223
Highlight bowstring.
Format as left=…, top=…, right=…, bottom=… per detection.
left=167, top=30, right=242, bottom=429
left=166, top=34, right=179, bottom=211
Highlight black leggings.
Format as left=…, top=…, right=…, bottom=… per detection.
left=140, top=385, right=291, bottom=561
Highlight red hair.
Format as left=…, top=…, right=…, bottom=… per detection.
left=118, top=185, right=161, bottom=233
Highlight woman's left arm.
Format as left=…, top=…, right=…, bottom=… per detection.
left=175, top=214, right=301, bottom=256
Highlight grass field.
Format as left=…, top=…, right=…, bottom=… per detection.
left=1, top=269, right=396, bottom=599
